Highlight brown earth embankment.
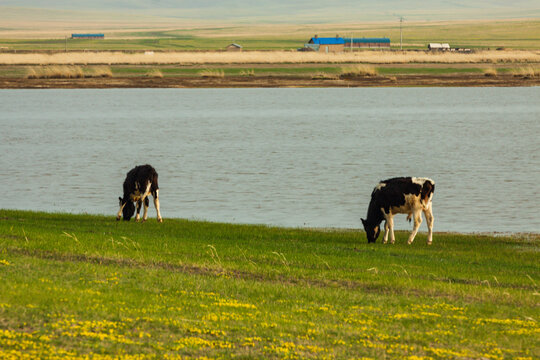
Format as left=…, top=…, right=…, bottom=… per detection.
left=0, top=74, right=538, bottom=88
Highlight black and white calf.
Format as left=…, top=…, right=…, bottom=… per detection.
left=361, top=177, right=434, bottom=245
left=117, top=165, right=162, bottom=222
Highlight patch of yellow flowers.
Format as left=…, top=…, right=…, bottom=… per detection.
left=1, top=279, right=538, bottom=360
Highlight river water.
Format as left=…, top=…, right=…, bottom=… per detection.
left=1, top=88, right=539, bottom=233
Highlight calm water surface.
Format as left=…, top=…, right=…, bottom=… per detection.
left=1, top=88, right=539, bottom=233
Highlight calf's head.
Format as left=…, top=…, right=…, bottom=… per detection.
left=361, top=219, right=380, bottom=243
left=118, top=197, right=135, bottom=221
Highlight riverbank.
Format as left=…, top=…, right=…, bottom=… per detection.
left=1, top=49, right=539, bottom=88
left=1, top=73, right=539, bottom=88
left=1, top=209, right=538, bottom=359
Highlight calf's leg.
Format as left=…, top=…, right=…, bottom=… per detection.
left=383, top=220, right=390, bottom=244
left=154, top=190, right=163, bottom=222
left=407, top=211, right=423, bottom=245
left=385, top=215, right=396, bottom=244
left=424, top=203, right=434, bottom=245
left=117, top=202, right=126, bottom=221
left=388, top=214, right=396, bottom=244
left=135, top=200, right=142, bottom=222
left=142, top=197, right=150, bottom=222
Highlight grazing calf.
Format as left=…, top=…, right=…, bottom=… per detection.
left=361, top=177, right=434, bottom=245
left=117, top=164, right=162, bottom=222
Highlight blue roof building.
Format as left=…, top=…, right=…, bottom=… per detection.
left=302, top=35, right=390, bottom=52
left=308, top=37, right=345, bottom=45
left=343, top=37, right=390, bottom=48
left=305, top=35, right=346, bottom=52
left=71, top=34, right=105, bottom=39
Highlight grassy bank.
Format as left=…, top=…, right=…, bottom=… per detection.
left=0, top=210, right=538, bottom=359
left=1, top=64, right=537, bottom=80
left=0, top=64, right=494, bottom=79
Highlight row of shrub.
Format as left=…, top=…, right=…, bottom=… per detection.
left=24, top=65, right=539, bottom=80
left=24, top=66, right=166, bottom=79
left=483, top=65, right=540, bottom=77
left=25, top=65, right=112, bottom=79
left=198, top=65, right=380, bottom=79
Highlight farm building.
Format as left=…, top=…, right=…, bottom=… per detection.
left=226, top=43, right=243, bottom=51
left=306, top=35, right=345, bottom=53
left=343, top=37, right=390, bottom=49
left=428, top=43, right=450, bottom=50
left=71, top=34, right=105, bottom=39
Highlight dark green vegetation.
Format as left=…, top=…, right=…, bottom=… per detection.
left=1, top=210, right=538, bottom=359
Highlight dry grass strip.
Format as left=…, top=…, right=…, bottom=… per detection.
left=4, top=50, right=540, bottom=66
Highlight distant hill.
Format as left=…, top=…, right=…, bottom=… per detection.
left=2, top=0, right=540, bottom=23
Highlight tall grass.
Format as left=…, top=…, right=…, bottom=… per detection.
left=144, top=68, right=163, bottom=78
left=25, top=65, right=84, bottom=79
left=340, top=64, right=378, bottom=77
left=239, top=69, right=255, bottom=76
left=511, top=65, right=540, bottom=77
left=24, top=65, right=112, bottom=79
left=311, top=71, right=339, bottom=80
left=198, top=68, right=225, bottom=77
left=5, top=50, right=540, bottom=66
left=482, top=67, right=498, bottom=77
left=86, top=65, right=113, bottom=78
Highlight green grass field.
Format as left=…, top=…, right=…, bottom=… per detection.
left=0, top=210, right=538, bottom=359
left=1, top=20, right=539, bottom=50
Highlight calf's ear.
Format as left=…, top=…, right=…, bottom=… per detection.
left=361, top=218, right=366, bottom=226
left=118, top=197, right=123, bottom=205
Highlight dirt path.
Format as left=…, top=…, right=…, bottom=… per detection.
left=0, top=74, right=538, bottom=88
